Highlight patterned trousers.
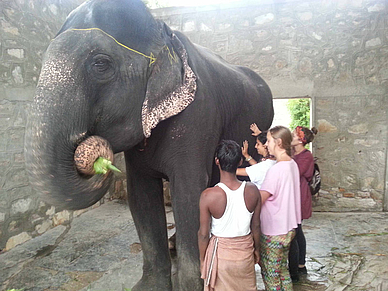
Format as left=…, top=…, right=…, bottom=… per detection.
left=260, top=229, right=296, bottom=291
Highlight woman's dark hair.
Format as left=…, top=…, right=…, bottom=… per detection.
left=215, top=140, right=243, bottom=173
left=256, top=131, right=268, bottom=145
left=299, top=126, right=318, bottom=145
left=269, top=126, right=292, bottom=157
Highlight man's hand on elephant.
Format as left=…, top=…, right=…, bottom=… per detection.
left=250, top=123, right=262, bottom=136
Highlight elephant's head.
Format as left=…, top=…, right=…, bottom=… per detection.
left=25, top=0, right=196, bottom=210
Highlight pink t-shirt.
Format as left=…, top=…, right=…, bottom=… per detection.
left=260, top=160, right=302, bottom=236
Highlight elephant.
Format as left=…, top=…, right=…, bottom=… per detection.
left=25, top=0, right=274, bottom=290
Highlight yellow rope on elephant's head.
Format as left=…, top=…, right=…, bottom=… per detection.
left=60, top=28, right=157, bottom=66
left=162, top=45, right=178, bottom=65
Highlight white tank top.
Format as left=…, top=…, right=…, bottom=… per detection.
left=211, top=181, right=253, bottom=237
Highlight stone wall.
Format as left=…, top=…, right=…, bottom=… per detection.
left=152, top=0, right=388, bottom=212
left=0, top=0, right=129, bottom=251
left=1, top=0, right=387, bottom=251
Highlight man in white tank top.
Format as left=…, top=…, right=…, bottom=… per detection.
left=198, top=140, right=261, bottom=291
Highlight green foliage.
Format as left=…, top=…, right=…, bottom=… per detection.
left=93, top=157, right=121, bottom=175
left=286, top=98, right=310, bottom=129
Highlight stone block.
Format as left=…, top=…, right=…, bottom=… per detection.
left=216, top=22, right=233, bottom=32
left=13, top=106, right=27, bottom=127
left=229, top=33, right=254, bottom=53
left=35, top=220, right=53, bottom=234
left=8, top=220, right=18, bottom=232
left=11, top=198, right=32, bottom=215
left=5, top=86, right=35, bottom=101
left=365, top=37, right=382, bottom=48
left=257, top=40, right=277, bottom=54
left=6, top=127, right=25, bottom=152
left=14, top=152, right=25, bottom=164
left=370, top=190, right=383, bottom=201
left=6, top=48, right=25, bottom=59
left=367, top=3, right=385, bottom=12
left=5, top=232, right=32, bottom=251
left=0, top=195, right=7, bottom=208
left=3, top=168, right=29, bottom=190
left=199, top=22, right=213, bottom=32
left=0, top=212, right=5, bottom=222
left=92, top=201, right=102, bottom=209
left=254, top=13, right=275, bottom=25
left=53, top=210, right=70, bottom=226
left=31, top=213, right=44, bottom=224
left=0, top=152, right=11, bottom=172
left=73, top=208, right=88, bottom=217
left=317, top=119, right=337, bottom=133
left=6, top=186, right=34, bottom=205
left=11, top=64, right=24, bottom=84
left=0, top=100, right=15, bottom=117
left=298, top=57, right=313, bottom=74
left=45, top=206, right=55, bottom=217
left=0, top=131, right=6, bottom=151
left=0, top=116, right=12, bottom=130
left=267, top=77, right=314, bottom=98
left=336, top=197, right=380, bottom=211
left=354, top=138, right=380, bottom=147
left=182, top=20, right=196, bottom=32
left=348, top=123, right=368, bottom=135
left=356, top=191, right=371, bottom=199
left=1, top=19, right=20, bottom=36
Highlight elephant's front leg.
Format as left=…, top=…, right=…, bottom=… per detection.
left=170, top=177, right=206, bottom=291
left=125, top=155, right=172, bottom=291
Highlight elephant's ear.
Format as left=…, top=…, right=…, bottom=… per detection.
left=141, top=25, right=197, bottom=138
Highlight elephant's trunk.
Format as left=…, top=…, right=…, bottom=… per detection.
left=25, top=121, right=114, bottom=210
left=25, top=53, right=114, bottom=211
left=74, top=136, right=114, bottom=175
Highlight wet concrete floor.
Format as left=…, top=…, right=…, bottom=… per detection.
left=1, top=200, right=388, bottom=291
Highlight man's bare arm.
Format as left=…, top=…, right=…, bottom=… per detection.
left=198, top=189, right=212, bottom=270
left=250, top=186, right=261, bottom=264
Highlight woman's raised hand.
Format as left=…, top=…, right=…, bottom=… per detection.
left=250, top=123, right=262, bottom=136
left=242, top=140, right=249, bottom=158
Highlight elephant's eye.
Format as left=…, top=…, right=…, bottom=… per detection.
left=94, top=59, right=110, bottom=72
left=89, top=54, right=116, bottom=81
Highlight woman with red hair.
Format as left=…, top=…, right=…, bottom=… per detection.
left=289, top=126, right=318, bottom=282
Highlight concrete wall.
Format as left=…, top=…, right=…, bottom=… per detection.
left=1, top=0, right=387, bottom=250
left=152, top=0, right=388, bottom=212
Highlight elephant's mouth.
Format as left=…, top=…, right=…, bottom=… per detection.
left=74, top=135, right=115, bottom=176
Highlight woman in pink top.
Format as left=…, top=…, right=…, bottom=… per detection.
left=259, top=126, right=301, bottom=291
left=288, top=126, right=318, bottom=281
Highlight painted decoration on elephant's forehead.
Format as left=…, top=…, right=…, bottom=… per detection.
left=56, top=27, right=157, bottom=66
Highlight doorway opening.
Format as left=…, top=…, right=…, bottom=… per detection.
left=272, top=96, right=313, bottom=149
left=272, top=97, right=312, bottom=130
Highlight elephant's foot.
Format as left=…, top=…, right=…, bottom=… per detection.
left=176, top=272, right=203, bottom=291
left=132, top=273, right=172, bottom=291
left=173, top=258, right=202, bottom=290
